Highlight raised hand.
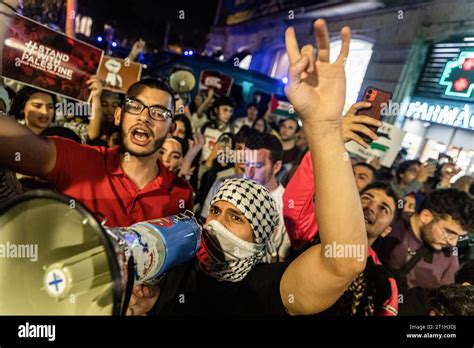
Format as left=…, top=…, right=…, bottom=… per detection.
left=86, top=75, right=103, bottom=100
left=284, top=19, right=350, bottom=125
left=342, top=101, right=382, bottom=148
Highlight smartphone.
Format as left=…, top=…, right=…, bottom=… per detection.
left=355, top=86, right=392, bottom=143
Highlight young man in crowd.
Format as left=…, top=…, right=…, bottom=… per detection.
left=234, top=103, right=259, bottom=132
left=390, top=159, right=435, bottom=198
left=278, top=117, right=301, bottom=165
left=374, top=189, right=473, bottom=290
left=201, top=132, right=290, bottom=262
left=321, top=182, right=400, bottom=316
left=283, top=100, right=383, bottom=252
left=353, top=162, right=376, bottom=192
left=200, top=96, right=236, bottom=166
left=128, top=18, right=368, bottom=317
left=0, top=78, right=193, bottom=227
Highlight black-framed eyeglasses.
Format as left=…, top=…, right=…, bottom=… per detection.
left=124, top=98, right=172, bottom=121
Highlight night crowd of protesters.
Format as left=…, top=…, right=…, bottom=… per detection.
left=0, top=16, right=473, bottom=317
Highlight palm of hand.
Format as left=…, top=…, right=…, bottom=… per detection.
left=284, top=19, right=350, bottom=124
left=286, top=61, right=346, bottom=122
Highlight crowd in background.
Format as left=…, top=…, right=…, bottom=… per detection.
left=0, top=36, right=473, bottom=317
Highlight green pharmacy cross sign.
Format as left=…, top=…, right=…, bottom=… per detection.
left=439, top=51, right=474, bottom=98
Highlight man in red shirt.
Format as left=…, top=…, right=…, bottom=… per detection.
left=0, top=78, right=193, bottom=227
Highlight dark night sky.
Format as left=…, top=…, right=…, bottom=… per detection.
left=79, top=0, right=220, bottom=51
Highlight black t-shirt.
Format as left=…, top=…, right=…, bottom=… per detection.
left=151, top=258, right=290, bottom=316
left=282, top=146, right=302, bottom=165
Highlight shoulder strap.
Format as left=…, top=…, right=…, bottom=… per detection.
left=399, top=245, right=431, bottom=276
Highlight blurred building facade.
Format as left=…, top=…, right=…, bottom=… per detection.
left=206, top=0, right=474, bottom=174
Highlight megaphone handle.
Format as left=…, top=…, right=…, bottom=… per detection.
left=120, top=255, right=136, bottom=316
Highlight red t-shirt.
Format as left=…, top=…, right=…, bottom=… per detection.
left=44, top=137, right=193, bottom=227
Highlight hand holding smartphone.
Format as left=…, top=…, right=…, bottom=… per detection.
left=355, top=86, right=392, bottom=143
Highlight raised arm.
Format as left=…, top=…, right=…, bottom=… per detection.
left=0, top=113, right=56, bottom=177
left=86, top=76, right=104, bottom=141
left=280, top=19, right=367, bottom=315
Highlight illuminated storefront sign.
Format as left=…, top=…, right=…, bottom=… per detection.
left=405, top=100, right=474, bottom=130
left=439, top=51, right=474, bottom=98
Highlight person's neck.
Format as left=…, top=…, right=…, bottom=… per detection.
left=265, top=176, right=280, bottom=192
left=281, top=138, right=296, bottom=151
left=217, top=120, right=228, bottom=129
left=120, top=152, right=159, bottom=190
left=368, top=236, right=377, bottom=247
left=409, top=214, right=423, bottom=242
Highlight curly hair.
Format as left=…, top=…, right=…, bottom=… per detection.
left=419, top=189, right=474, bottom=231
left=428, top=284, right=474, bottom=315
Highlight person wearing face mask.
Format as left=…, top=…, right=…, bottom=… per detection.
left=374, top=189, right=474, bottom=290
left=127, top=19, right=368, bottom=317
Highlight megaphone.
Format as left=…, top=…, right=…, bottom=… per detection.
left=169, top=69, right=196, bottom=94
left=0, top=190, right=201, bottom=315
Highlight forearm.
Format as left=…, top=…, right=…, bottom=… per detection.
left=197, top=98, right=212, bottom=117
left=87, top=97, right=103, bottom=141
left=306, top=121, right=367, bottom=274
left=0, top=114, right=55, bottom=176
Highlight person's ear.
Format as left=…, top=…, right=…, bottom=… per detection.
left=380, top=226, right=392, bottom=238
left=273, top=160, right=282, bottom=174
left=114, top=107, right=122, bottom=127
left=419, top=209, right=434, bottom=226
left=168, top=121, right=176, bottom=136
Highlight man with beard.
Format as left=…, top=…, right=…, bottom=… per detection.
left=320, top=182, right=400, bottom=316
left=374, top=188, right=473, bottom=290
left=127, top=18, right=368, bottom=316
left=0, top=78, right=193, bottom=227
left=278, top=117, right=301, bottom=165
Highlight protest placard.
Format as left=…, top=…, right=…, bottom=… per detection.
left=345, top=122, right=407, bottom=167
left=2, top=13, right=103, bottom=102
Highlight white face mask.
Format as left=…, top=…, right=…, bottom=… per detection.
left=197, top=220, right=266, bottom=282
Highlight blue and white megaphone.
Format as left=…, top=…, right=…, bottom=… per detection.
left=0, top=190, right=201, bottom=315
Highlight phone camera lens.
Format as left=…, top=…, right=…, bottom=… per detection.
left=367, top=89, right=373, bottom=94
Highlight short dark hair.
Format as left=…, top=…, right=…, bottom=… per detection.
left=251, top=116, right=268, bottom=133
left=126, top=78, right=176, bottom=115
left=245, top=132, right=283, bottom=164
left=10, top=86, right=57, bottom=121
left=360, top=181, right=401, bottom=220
left=353, top=162, right=377, bottom=177
left=419, top=189, right=474, bottom=231
left=455, top=260, right=474, bottom=285
left=279, top=117, right=301, bottom=132
left=213, top=96, right=235, bottom=109
left=170, top=136, right=188, bottom=156
left=428, top=284, right=474, bottom=315
left=173, top=114, right=193, bottom=141
left=396, top=160, right=421, bottom=182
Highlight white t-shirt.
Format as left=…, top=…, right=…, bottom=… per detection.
left=266, top=184, right=291, bottom=263
left=190, top=112, right=209, bottom=133
left=234, top=116, right=253, bottom=132
left=200, top=125, right=231, bottom=162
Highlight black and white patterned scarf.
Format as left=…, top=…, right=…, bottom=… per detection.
left=197, top=178, right=279, bottom=282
